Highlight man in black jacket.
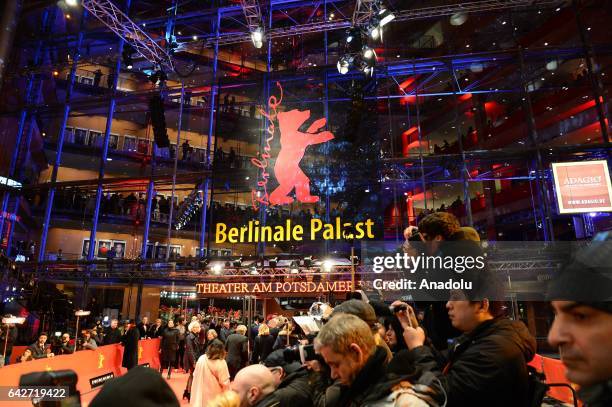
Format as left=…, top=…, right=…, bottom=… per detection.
left=121, top=321, right=140, bottom=370
left=137, top=316, right=150, bottom=339
left=225, top=324, right=248, bottom=380
left=29, top=332, right=54, bottom=359
left=315, top=313, right=443, bottom=407
left=264, top=349, right=312, bottom=407
left=396, top=284, right=536, bottom=407
left=104, top=319, right=122, bottom=345
left=148, top=318, right=165, bottom=338
left=55, top=333, right=74, bottom=355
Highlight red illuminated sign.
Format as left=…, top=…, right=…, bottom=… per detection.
left=251, top=82, right=335, bottom=209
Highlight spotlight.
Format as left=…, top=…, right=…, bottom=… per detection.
left=251, top=27, right=264, bottom=49
left=337, top=55, right=352, bottom=75
left=368, top=24, right=381, bottom=40
left=290, top=260, right=299, bottom=274
left=363, top=46, right=376, bottom=60
left=233, top=258, right=242, bottom=267
left=322, top=260, right=333, bottom=272
left=378, top=8, right=395, bottom=27
left=450, top=12, right=468, bottom=26
left=249, top=266, right=259, bottom=275
left=211, top=264, right=223, bottom=275
left=350, top=255, right=359, bottom=265
left=65, top=0, right=79, bottom=6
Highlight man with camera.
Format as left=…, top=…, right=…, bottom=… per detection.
left=394, top=274, right=536, bottom=407
left=29, top=332, right=54, bottom=359
left=315, top=313, right=442, bottom=407
left=55, top=333, right=74, bottom=355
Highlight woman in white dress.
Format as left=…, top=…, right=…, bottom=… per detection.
left=190, top=339, right=230, bottom=407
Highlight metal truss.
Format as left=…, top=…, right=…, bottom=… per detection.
left=239, top=0, right=264, bottom=44
left=488, top=260, right=562, bottom=272
left=81, top=0, right=174, bottom=71
left=352, top=0, right=378, bottom=26
left=203, top=0, right=563, bottom=47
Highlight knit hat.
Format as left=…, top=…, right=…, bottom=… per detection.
left=330, top=299, right=378, bottom=329
left=547, top=241, right=612, bottom=313
left=90, top=366, right=179, bottom=407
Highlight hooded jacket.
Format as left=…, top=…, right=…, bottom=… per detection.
left=401, top=317, right=536, bottom=407
left=578, top=380, right=612, bottom=407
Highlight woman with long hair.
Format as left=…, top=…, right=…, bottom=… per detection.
left=190, top=339, right=230, bottom=407
left=250, top=323, right=275, bottom=364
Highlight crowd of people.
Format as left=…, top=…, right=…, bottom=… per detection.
left=2, top=211, right=610, bottom=407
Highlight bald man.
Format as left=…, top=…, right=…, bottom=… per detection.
left=231, top=364, right=280, bottom=407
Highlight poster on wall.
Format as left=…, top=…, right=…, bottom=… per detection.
left=82, top=239, right=95, bottom=258
left=97, top=240, right=112, bottom=258
left=112, top=240, right=126, bottom=259
left=551, top=160, right=612, bottom=214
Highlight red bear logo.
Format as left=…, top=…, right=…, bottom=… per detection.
left=268, top=109, right=335, bottom=205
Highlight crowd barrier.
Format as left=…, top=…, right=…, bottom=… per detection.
left=1, top=345, right=578, bottom=406
left=1, top=339, right=160, bottom=397
left=528, top=354, right=581, bottom=406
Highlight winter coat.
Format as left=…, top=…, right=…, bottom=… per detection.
left=148, top=324, right=165, bottom=339
left=401, top=317, right=536, bottom=407
left=578, top=380, right=612, bottom=407
left=121, top=326, right=140, bottom=369
left=103, top=327, right=122, bottom=345
left=251, top=334, right=275, bottom=364
left=190, top=355, right=230, bottom=407
left=225, top=333, right=248, bottom=372
left=337, top=347, right=443, bottom=407
left=275, top=367, right=314, bottom=407
left=184, top=331, right=201, bottom=371
left=160, top=327, right=179, bottom=364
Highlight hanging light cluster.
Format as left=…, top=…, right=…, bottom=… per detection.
left=337, top=1, right=395, bottom=77
left=176, top=188, right=204, bottom=230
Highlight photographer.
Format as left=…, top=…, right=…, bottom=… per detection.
left=55, top=333, right=74, bottom=355
left=392, top=270, right=536, bottom=407
left=315, top=313, right=442, bottom=407
left=79, top=329, right=98, bottom=351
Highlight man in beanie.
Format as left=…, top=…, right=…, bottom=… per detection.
left=264, top=349, right=313, bottom=407
left=547, top=240, right=612, bottom=407
left=90, top=365, right=179, bottom=407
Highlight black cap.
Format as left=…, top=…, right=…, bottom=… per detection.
left=330, top=299, right=378, bottom=329
left=263, top=350, right=302, bottom=374
left=90, top=366, right=179, bottom=407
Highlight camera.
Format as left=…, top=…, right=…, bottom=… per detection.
left=20, top=370, right=81, bottom=407
left=283, top=344, right=317, bottom=364
left=389, top=304, right=407, bottom=313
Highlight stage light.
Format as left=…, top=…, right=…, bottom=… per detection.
left=378, top=8, right=395, bottom=27
left=450, top=12, right=468, bottom=26
left=251, top=27, right=264, bottom=49
left=322, top=260, right=333, bottom=272
left=65, top=0, right=79, bottom=6
left=368, top=25, right=380, bottom=40
left=363, top=47, right=375, bottom=60
left=290, top=261, right=299, bottom=274
left=337, top=56, right=352, bottom=74
left=249, top=266, right=259, bottom=275
left=211, top=264, right=223, bottom=274
left=233, top=258, right=242, bottom=267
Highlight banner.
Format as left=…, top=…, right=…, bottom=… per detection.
left=552, top=160, right=612, bottom=214
left=1, top=339, right=160, bottom=396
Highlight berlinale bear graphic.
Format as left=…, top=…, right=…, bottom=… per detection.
left=268, top=109, right=335, bottom=205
